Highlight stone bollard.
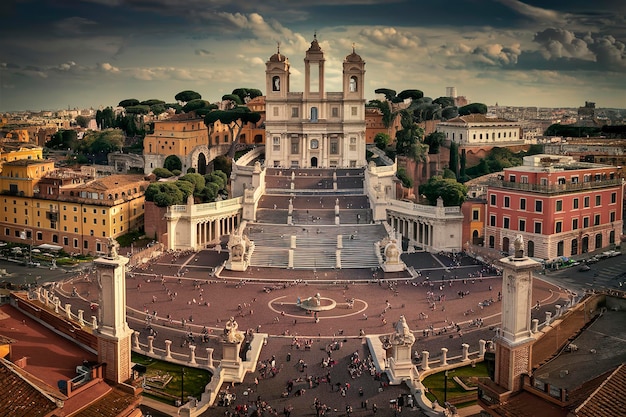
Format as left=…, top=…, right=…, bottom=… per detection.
left=532, top=319, right=539, bottom=333
left=441, top=347, right=448, bottom=366
left=421, top=351, right=430, bottom=371
left=165, top=340, right=172, bottom=359
left=54, top=299, right=60, bottom=314
left=65, top=304, right=72, bottom=319
left=555, top=304, right=562, bottom=317
left=479, top=340, right=487, bottom=357
left=189, top=345, right=197, bottom=365
left=545, top=311, right=552, bottom=325
left=461, top=343, right=470, bottom=361
left=148, top=336, right=154, bottom=354
left=78, top=310, right=84, bottom=326
left=133, top=332, right=140, bottom=350
left=206, top=348, right=214, bottom=368
left=43, top=289, right=49, bottom=305
left=91, top=316, right=97, bottom=329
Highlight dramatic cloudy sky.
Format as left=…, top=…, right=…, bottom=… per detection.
left=1, top=0, right=625, bottom=111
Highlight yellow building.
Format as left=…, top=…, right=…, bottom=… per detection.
left=0, top=166, right=148, bottom=255
left=0, top=143, right=44, bottom=172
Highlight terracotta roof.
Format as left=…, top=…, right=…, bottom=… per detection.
left=575, top=364, right=626, bottom=417
left=444, top=114, right=513, bottom=124
left=72, top=386, right=141, bottom=417
left=0, top=358, right=61, bottom=417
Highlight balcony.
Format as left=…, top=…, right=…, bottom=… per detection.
left=488, top=178, right=622, bottom=194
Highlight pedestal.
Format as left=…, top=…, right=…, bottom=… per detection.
left=387, top=342, right=416, bottom=384
left=221, top=341, right=245, bottom=382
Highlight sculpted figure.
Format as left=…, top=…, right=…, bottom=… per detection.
left=224, top=316, right=244, bottom=344
left=393, top=315, right=415, bottom=345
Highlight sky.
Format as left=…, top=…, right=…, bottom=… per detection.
left=0, top=0, right=625, bottom=112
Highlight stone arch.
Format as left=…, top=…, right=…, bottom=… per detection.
left=311, top=156, right=318, bottom=167
left=582, top=235, right=589, bottom=253
left=197, top=153, right=207, bottom=175
left=254, top=134, right=263, bottom=144
left=527, top=240, right=534, bottom=257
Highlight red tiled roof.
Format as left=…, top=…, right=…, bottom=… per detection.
left=575, top=364, right=626, bottom=417
left=0, top=358, right=61, bottom=417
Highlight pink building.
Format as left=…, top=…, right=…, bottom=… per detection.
left=485, top=154, right=624, bottom=261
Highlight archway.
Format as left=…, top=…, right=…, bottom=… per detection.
left=197, top=153, right=207, bottom=175
left=472, top=230, right=480, bottom=245
left=595, top=233, right=603, bottom=251
left=527, top=240, right=535, bottom=257
left=502, top=237, right=510, bottom=255
left=311, top=157, right=318, bottom=168
left=254, top=134, right=263, bottom=144
left=582, top=236, right=589, bottom=253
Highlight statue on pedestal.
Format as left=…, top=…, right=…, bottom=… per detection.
left=392, top=315, right=415, bottom=345
left=106, top=237, right=119, bottom=260
left=224, top=316, right=245, bottom=344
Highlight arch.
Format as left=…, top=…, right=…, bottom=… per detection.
left=197, top=153, right=207, bottom=175
left=527, top=240, right=535, bottom=257
left=272, top=76, right=280, bottom=91
left=595, top=233, right=603, bottom=250
left=571, top=238, right=578, bottom=256
left=254, top=134, right=263, bottom=144
left=311, top=157, right=318, bottom=168
left=582, top=236, right=589, bottom=253
left=472, top=229, right=479, bottom=244
left=502, top=237, right=510, bottom=255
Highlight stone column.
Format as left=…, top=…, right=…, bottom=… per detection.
left=78, top=310, right=85, bottom=326
left=54, top=299, right=60, bottom=314
left=441, top=347, right=448, bottom=366
left=165, top=340, right=172, bottom=359
left=206, top=348, right=214, bottom=368
left=43, top=289, right=49, bottom=306
left=478, top=340, right=486, bottom=358
left=545, top=311, right=552, bottom=325
left=133, top=331, right=140, bottom=349
left=461, top=343, right=470, bottom=361
left=91, top=316, right=98, bottom=329
left=65, top=303, right=72, bottom=319
left=555, top=304, right=562, bottom=317
left=532, top=319, right=539, bottom=333
left=189, top=345, right=197, bottom=365
left=148, top=336, right=154, bottom=354
left=421, top=351, right=430, bottom=371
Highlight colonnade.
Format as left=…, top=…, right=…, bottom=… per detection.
left=194, top=215, right=238, bottom=249
left=388, top=215, right=433, bottom=250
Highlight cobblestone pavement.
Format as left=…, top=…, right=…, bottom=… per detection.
left=54, top=250, right=568, bottom=417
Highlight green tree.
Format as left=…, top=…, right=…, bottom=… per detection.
left=396, top=167, right=414, bottom=189
left=174, top=179, right=195, bottom=201
left=374, top=88, right=397, bottom=101
left=433, top=96, right=455, bottom=108
left=213, top=156, right=232, bottom=178
left=458, top=103, right=488, bottom=115
left=231, top=88, right=263, bottom=103
left=397, top=89, right=424, bottom=101
left=96, top=107, right=115, bottom=129
left=164, top=155, right=182, bottom=172
left=204, top=107, right=262, bottom=158
left=175, top=90, right=202, bottom=105
left=202, top=182, right=220, bottom=202
left=179, top=173, right=206, bottom=195
left=418, top=176, right=468, bottom=206
left=395, top=111, right=424, bottom=158
left=75, top=115, right=90, bottom=128
left=182, top=99, right=213, bottom=114
left=449, top=141, right=459, bottom=177
left=423, top=132, right=445, bottom=154
left=205, top=172, right=226, bottom=191
left=118, top=98, right=140, bottom=108
left=78, top=129, right=124, bottom=156
left=145, top=182, right=184, bottom=207
left=152, top=168, right=174, bottom=179
left=374, top=133, right=390, bottom=150
left=47, top=129, right=78, bottom=150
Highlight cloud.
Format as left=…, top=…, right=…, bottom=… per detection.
left=533, top=28, right=625, bottom=70
left=495, top=0, right=564, bottom=24
left=472, top=43, right=522, bottom=66
left=359, top=27, right=420, bottom=49
left=99, top=62, right=120, bottom=73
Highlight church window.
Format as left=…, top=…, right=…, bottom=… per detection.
left=330, top=139, right=338, bottom=154
left=272, top=76, right=280, bottom=91
left=291, top=107, right=299, bottom=118
left=350, top=137, right=357, bottom=151
left=273, top=136, right=280, bottom=151
left=310, top=107, right=318, bottom=122
left=291, top=138, right=299, bottom=154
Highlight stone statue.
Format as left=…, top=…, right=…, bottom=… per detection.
left=224, top=316, right=245, bottom=344
left=514, top=234, right=524, bottom=256
left=392, top=315, right=415, bottom=345
left=107, top=237, right=119, bottom=260
left=384, top=241, right=401, bottom=264
left=227, top=231, right=248, bottom=262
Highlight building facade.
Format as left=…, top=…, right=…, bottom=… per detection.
left=264, top=35, right=367, bottom=168
left=437, top=114, right=522, bottom=147
left=485, top=154, right=624, bottom=261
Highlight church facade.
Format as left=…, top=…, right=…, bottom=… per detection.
left=264, top=35, right=367, bottom=169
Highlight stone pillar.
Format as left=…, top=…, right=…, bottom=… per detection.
left=91, top=316, right=98, bottom=329
left=43, top=289, right=49, bottom=306
left=478, top=340, right=486, bottom=358
left=545, top=311, right=552, bottom=325
left=441, top=347, right=448, bottom=366
left=421, top=351, right=430, bottom=371
left=54, top=299, right=60, bottom=314
left=189, top=345, right=197, bottom=365
left=206, top=348, right=214, bottom=368
left=78, top=310, right=85, bottom=326
left=133, top=332, right=140, bottom=349
left=148, top=336, right=154, bottom=354
left=65, top=303, right=72, bottom=319
left=555, top=304, right=562, bottom=317
left=532, top=319, right=539, bottom=333
left=461, top=343, right=470, bottom=361
left=165, top=340, right=172, bottom=359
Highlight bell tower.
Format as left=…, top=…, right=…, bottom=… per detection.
left=343, top=43, right=365, bottom=100
left=265, top=42, right=290, bottom=100
left=493, top=234, right=540, bottom=392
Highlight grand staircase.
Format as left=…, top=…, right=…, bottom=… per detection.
left=245, top=168, right=388, bottom=269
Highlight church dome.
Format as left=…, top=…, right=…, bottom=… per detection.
left=345, top=45, right=363, bottom=62
left=269, top=52, right=286, bottom=62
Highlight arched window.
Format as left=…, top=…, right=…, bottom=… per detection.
left=349, top=76, right=357, bottom=92
left=488, top=235, right=495, bottom=248
left=527, top=240, right=535, bottom=257
left=272, top=76, right=280, bottom=91
left=571, top=238, right=578, bottom=256
left=595, top=233, right=603, bottom=250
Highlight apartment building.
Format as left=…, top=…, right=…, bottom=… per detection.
left=485, top=154, right=624, bottom=260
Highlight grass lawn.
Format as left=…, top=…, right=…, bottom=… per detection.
left=422, top=362, right=488, bottom=407
left=132, top=352, right=212, bottom=405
